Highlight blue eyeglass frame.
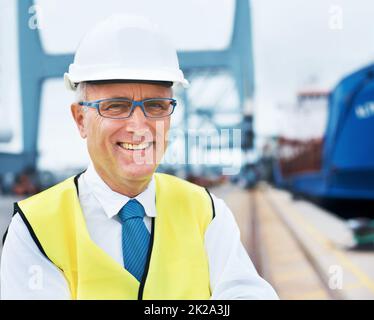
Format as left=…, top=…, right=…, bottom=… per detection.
left=78, top=97, right=177, bottom=119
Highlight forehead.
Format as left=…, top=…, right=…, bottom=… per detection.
left=86, top=82, right=173, bottom=100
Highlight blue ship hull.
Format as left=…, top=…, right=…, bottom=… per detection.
left=274, top=64, right=374, bottom=200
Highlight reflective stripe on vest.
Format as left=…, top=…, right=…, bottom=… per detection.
left=16, top=172, right=213, bottom=299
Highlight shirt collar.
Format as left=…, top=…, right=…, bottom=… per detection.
left=81, top=163, right=157, bottom=219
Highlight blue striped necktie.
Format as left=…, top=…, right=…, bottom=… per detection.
left=118, top=199, right=150, bottom=282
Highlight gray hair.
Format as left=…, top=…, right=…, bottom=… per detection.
left=75, top=82, right=88, bottom=103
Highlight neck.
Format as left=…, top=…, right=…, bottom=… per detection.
left=94, top=165, right=152, bottom=198
left=109, top=178, right=151, bottom=198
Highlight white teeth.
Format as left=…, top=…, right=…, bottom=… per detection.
left=119, top=142, right=151, bottom=150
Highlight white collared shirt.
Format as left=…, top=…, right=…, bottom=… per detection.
left=0, top=165, right=278, bottom=300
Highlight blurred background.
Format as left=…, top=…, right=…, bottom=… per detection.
left=1, top=0, right=374, bottom=299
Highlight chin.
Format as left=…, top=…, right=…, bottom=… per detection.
left=118, top=163, right=156, bottom=181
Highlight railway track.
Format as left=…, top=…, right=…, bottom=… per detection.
left=214, top=183, right=374, bottom=300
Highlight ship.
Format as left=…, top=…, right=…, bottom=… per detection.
left=273, top=63, right=374, bottom=200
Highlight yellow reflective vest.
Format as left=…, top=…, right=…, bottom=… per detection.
left=15, top=172, right=214, bottom=299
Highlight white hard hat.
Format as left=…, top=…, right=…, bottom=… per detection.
left=64, top=14, right=189, bottom=90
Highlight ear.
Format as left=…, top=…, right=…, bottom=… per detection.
left=71, top=103, right=88, bottom=139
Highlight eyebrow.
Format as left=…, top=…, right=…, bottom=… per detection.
left=107, top=96, right=172, bottom=100
left=108, top=96, right=132, bottom=100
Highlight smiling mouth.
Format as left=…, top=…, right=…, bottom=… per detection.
left=117, top=142, right=153, bottom=151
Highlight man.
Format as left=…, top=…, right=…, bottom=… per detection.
left=1, top=15, right=278, bottom=300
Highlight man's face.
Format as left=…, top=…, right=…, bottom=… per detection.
left=71, top=82, right=172, bottom=188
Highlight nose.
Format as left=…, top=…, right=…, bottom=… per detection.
left=126, top=105, right=149, bottom=132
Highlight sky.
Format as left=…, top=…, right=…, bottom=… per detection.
left=1, top=0, right=374, bottom=170
left=251, top=0, right=374, bottom=138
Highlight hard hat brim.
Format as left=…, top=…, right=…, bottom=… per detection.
left=64, top=67, right=189, bottom=91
